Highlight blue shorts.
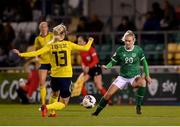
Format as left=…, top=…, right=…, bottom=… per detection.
left=50, top=77, right=72, bottom=98
left=39, top=64, right=51, bottom=70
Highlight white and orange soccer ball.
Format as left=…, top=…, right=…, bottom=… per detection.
left=82, top=95, right=96, bottom=109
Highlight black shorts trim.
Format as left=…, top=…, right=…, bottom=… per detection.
left=88, top=64, right=102, bottom=77
left=39, top=64, right=51, bottom=70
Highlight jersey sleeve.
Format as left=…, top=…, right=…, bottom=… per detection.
left=20, top=44, right=50, bottom=57
left=106, top=48, right=120, bottom=69
left=70, top=39, right=93, bottom=51
left=139, top=47, right=145, bottom=61
left=111, top=48, right=120, bottom=63
left=142, top=58, right=149, bottom=77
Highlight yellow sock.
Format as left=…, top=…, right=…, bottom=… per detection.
left=40, top=86, right=46, bottom=105
left=47, top=102, right=65, bottom=110
left=49, top=95, right=58, bottom=114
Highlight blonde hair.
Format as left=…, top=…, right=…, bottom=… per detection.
left=53, top=23, right=67, bottom=34
left=39, top=22, right=48, bottom=30
left=52, top=23, right=67, bottom=42
left=121, top=30, right=136, bottom=42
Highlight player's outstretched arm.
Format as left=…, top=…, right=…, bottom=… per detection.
left=12, top=45, right=50, bottom=58
left=142, top=58, right=152, bottom=84
left=104, top=49, right=119, bottom=69
left=104, top=60, right=117, bottom=69
left=71, top=37, right=94, bottom=51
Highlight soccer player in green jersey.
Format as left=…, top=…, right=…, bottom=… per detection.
left=92, top=30, right=152, bottom=116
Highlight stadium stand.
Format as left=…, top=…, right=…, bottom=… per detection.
left=0, top=0, right=180, bottom=66
left=174, top=44, right=180, bottom=64
left=167, top=43, right=177, bottom=64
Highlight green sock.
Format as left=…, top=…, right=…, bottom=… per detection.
left=136, top=87, right=146, bottom=106
left=94, top=97, right=108, bottom=115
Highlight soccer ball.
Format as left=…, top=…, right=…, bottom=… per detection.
left=82, top=95, right=96, bottom=108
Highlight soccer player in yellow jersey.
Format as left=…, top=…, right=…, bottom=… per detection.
left=13, top=24, right=94, bottom=117
left=33, top=22, right=54, bottom=116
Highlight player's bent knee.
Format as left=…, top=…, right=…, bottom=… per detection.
left=137, top=77, right=146, bottom=87
left=132, top=77, right=145, bottom=88
left=39, top=78, right=46, bottom=86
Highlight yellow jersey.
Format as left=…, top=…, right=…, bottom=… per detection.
left=20, top=40, right=93, bottom=77
left=34, top=32, right=54, bottom=64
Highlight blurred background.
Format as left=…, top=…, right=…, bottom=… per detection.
left=0, top=0, right=180, bottom=105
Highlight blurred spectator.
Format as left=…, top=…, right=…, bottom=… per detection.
left=77, top=16, right=89, bottom=32
left=88, top=15, right=104, bottom=44
left=0, top=1, right=5, bottom=20
left=143, top=11, right=160, bottom=30
left=68, top=0, right=83, bottom=16
left=89, top=14, right=104, bottom=32
left=142, top=11, right=164, bottom=47
left=160, top=0, right=176, bottom=30
left=1, top=0, right=33, bottom=22
left=32, top=3, right=42, bottom=22
left=12, top=30, right=27, bottom=53
left=52, top=0, right=65, bottom=16
left=151, top=2, right=164, bottom=21
left=27, top=34, right=37, bottom=52
left=68, top=17, right=79, bottom=33
left=116, top=16, right=136, bottom=32
left=4, top=22, right=15, bottom=54
left=7, top=30, right=26, bottom=67
left=0, top=48, right=8, bottom=67
left=115, top=16, right=136, bottom=44
left=17, top=0, right=33, bottom=21
left=2, top=6, right=18, bottom=21
left=0, top=22, right=6, bottom=49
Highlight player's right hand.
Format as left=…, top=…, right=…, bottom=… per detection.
left=145, top=76, right=152, bottom=85
left=101, top=65, right=107, bottom=70
left=12, top=49, right=20, bottom=56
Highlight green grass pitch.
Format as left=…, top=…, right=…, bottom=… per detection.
left=0, top=104, right=180, bottom=126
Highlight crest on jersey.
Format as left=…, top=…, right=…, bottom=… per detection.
left=147, top=79, right=158, bottom=96
left=132, top=53, right=136, bottom=57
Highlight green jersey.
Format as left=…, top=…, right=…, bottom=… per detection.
left=111, top=45, right=145, bottom=78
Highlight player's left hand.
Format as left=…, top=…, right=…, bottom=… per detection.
left=145, top=76, right=152, bottom=85
left=88, top=37, right=94, bottom=42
